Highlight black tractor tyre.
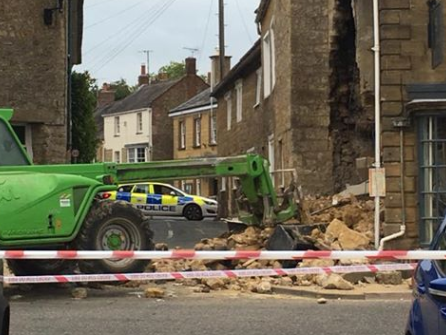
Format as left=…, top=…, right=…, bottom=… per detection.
left=75, top=201, right=154, bottom=274
left=7, top=259, right=76, bottom=276
left=183, top=204, right=203, bottom=221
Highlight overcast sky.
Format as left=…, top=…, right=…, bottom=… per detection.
left=75, top=0, right=260, bottom=86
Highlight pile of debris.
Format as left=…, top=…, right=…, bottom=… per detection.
left=146, top=195, right=397, bottom=293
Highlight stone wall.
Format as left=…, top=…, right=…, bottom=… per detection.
left=0, top=0, right=69, bottom=164
left=376, top=0, right=446, bottom=249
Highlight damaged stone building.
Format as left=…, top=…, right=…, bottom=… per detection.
left=0, top=0, right=84, bottom=163
left=214, top=0, right=374, bottom=210
left=216, top=0, right=446, bottom=249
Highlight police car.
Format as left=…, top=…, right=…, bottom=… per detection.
left=101, top=182, right=218, bottom=221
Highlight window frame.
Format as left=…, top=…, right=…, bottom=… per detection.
left=210, top=113, right=217, bottom=145
left=179, top=120, right=186, bottom=150
left=194, top=117, right=201, bottom=148
left=235, top=80, right=243, bottom=122
left=136, top=112, right=143, bottom=134
left=225, top=92, right=232, bottom=131
left=417, top=113, right=446, bottom=246
left=114, top=116, right=120, bottom=136
left=255, top=68, right=262, bottom=107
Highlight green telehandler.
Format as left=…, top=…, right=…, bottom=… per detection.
left=0, top=108, right=302, bottom=276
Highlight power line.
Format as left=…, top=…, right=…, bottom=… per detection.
left=90, top=1, right=172, bottom=71
left=85, top=0, right=120, bottom=9
left=235, top=0, right=254, bottom=44
left=85, top=1, right=145, bottom=30
left=91, top=0, right=178, bottom=74
left=84, top=0, right=165, bottom=57
left=198, top=0, right=215, bottom=64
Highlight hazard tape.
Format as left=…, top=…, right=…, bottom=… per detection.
left=0, top=249, right=440, bottom=260
left=2, top=263, right=417, bottom=284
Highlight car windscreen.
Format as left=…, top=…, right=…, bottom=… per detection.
left=0, top=120, right=30, bottom=166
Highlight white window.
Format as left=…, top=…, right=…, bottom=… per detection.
left=268, top=135, right=275, bottom=186
left=114, top=151, right=120, bottom=163
left=235, top=80, right=243, bottom=122
left=255, top=68, right=262, bottom=107
left=128, top=148, right=135, bottom=163
left=225, top=92, right=232, bottom=130
left=114, top=116, right=120, bottom=136
left=137, top=112, right=143, bottom=133
left=127, top=147, right=147, bottom=163
left=136, top=147, right=145, bottom=162
left=179, top=121, right=186, bottom=149
left=194, top=118, right=201, bottom=147
left=210, top=114, right=217, bottom=144
left=263, top=29, right=276, bottom=98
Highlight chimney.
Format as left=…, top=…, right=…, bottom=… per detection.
left=138, top=63, right=149, bottom=86
left=185, top=57, right=197, bottom=76
left=97, top=83, right=115, bottom=108
left=210, top=49, right=231, bottom=90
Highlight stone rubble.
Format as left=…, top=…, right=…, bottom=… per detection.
left=145, top=196, right=406, bottom=294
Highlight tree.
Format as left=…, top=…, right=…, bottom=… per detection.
left=71, top=71, right=98, bottom=163
left=157, top=61, right=186, bottom=80
left=110, top=79, right=136, bottom=101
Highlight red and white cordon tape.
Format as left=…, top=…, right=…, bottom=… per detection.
left=3, top=263, right=417, bottom=284
left=0, top=249, right=440, bottom=260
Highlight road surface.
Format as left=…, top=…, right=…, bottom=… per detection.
left=8, top=286, right=411, bottom=335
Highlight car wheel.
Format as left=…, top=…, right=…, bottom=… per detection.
left=75, top=200, right=154, bottom=274
left=183, top=204, right=203, bottom=221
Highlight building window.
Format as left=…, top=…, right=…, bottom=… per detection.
left=263, top=29, right=276, bottom=98
left=210, top=114, right=217, bottom=145
left=114, top=116, right=120, bottom=136
left=179, top=120, right=186, bottom=149
left=255, top=68, right=262, bottom=107
left=137, top=112, right=143, bottom=133
left=428, top=0, right=444, bottom=68
left=127, top=147, right=146, bottom=163
left=225, top=92, right=232, bottom=130
left=194, top=117, right=201, bottom=147
left=235, top=80, right=243, bottom=122
left=268, top=134, right=275, bottom=186
left=114, top=151, right=120, bottom=163
left=418, top=115, right=446, bottom=245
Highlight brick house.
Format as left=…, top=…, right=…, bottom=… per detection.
left=0, top=0, right=84, bottom=163
left=169, top=88, right=218, bottom=197
left=95, top=58, right=208, bottom=162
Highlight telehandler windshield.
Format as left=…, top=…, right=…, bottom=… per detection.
left=0, top=120, right=30, bottom=166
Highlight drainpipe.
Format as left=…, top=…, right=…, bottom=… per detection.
left=379, top=126, right=407, bottom=250
left=372, top=0, right=382, bottom=249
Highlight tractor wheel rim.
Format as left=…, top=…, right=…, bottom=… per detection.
left=98, top=219, right=141, bottom=266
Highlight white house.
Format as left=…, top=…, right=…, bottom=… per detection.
left=103, top=107, right=152, bottom=163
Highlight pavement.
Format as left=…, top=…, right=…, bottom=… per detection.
left=272, top=283, right=413, bottom=300
left=8, top=285, right=412, bottom=335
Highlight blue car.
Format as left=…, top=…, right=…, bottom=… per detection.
left=406, top=218, right=446, bottom=334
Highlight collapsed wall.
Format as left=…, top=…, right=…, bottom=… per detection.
left=329, top=0, right=374, bottom=192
